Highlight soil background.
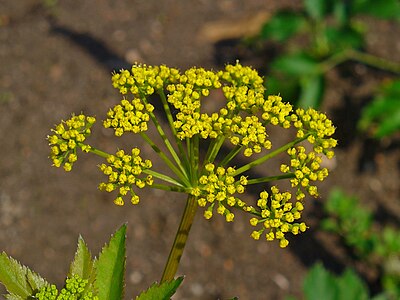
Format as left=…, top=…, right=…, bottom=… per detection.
left=0, top=1, right=399, bottom=299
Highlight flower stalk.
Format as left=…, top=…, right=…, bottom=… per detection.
left=161, top=194, right=198, bottom=283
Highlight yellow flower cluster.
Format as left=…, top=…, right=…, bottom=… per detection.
left=103, top=98, right=154, bottom=136
left=228, top=114, right=272, bottom=156
left=167, top=67, right=221, bottom=139
left=111, top=63, right=180, bottom=96
left=281, top=146, right=329, bottom=200
left=35, top=274, right=98, bottom=300
left=48, top=114, right=96, bottom=171
left=250, top=186, right=307, bottom=248
left=292, top=108, right=337, bottom=157
left=261, top=95, right=292, bottom=128
left=192, top=163, right=250, bottom=222
left=98, top=148, right=153, bottom=206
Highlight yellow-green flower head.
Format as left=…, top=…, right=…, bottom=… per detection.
left=98, top=148, right=153, bottom=206
left=281, top=146, right=329, bottom=199
left=250, top=186, right=307, bottom=248
left=262, top=95, right=293, bottom=128
left=103, top=98, right=154, bottom=136
left=35, top=274, right=98, bottom=300
left=193, top=163, right=250, bottom=222
left=228, top=115, right=272, bottom=157
left=167, top=67, right=222, bottom=139
left=165, top=63, right=279, bottom=157
left=292, top=108, right=337, bottom=157
left=112, top=63, right=181, bottom=96
left=48, top=114, right=96, bottom=171
left=219, top=62, right=265, bottom=113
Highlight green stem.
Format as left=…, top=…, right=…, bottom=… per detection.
left=233, top=136, right=307, bottom=176
left=319, top=49, right=400, bottom=74
left=149, top=183, right=188, bottom=193
left=161, top=194, right=198, bottom=282
left=158, top=90, right=191, bottom=171
left=218, top=144, right=244, bottom=167
left=84, top=145, right=110, bottom=159
left=143, top=169, right=185, bottom=187
left=247, top=173, right=295, bottom=185
left=140, top=94, right=188, bottom=177
left=203, top=135, right=225, bottom=168
left=140, top=132, right=191, bottom=187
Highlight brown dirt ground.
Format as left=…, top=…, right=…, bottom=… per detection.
left=0, top=1, right=399, bottom=299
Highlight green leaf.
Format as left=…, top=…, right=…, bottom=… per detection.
left=5, top=294, right=24, bottom=300
left=298, top=74, right=324, bottom=108
left=260, top=11, right=306, bottom=42
left=333, top=1, right=350, bottom=26
left=337, top=269, right=369, bottom=300
left=303, top=263, right=337, bottom=300
left=359, top=80, right=400, bottom=138
left=352, top=0, right=400, bottom=20
left=95, top=224, right=127, bottom=300
left=0, top=252, right=47, bottom=299
left=323, top=26, right=364, bottom=52
left=272, top=53, right=319, bottom=76
left=69, top=236, right=93, bottom=278
left=304, top=0, right=331, bottom=20
left=136, top=277, right=184, bottom=300
left=68, top=236, right=96, bottom=292
left=374, top=104, right=400, bottom=137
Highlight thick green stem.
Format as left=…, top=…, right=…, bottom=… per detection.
left=161, top=194, right=198, bottom=282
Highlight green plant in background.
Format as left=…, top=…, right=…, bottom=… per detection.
left=257, top=0, right=400, bottom=109
left=0, top=62, right=337, bottom=298
left=287, top=262, right=370, bottom=300
left=358, top=79, right=400, bottom=138
left=322, top=188, right=400, bottom=299
left=0, top=224, right=184, bottom=300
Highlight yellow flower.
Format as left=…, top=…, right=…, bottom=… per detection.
left=98, top=148, right=152, bottom=205
left=250, top=186, right=307, bottom=247
left=48, top=114, right=96, bottom=171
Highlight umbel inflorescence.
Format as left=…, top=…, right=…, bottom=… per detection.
left=48, top=62, right=336, bottom=248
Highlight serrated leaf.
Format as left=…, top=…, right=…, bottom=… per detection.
left=26, top=271, right=47, bottom=294
left=0, top=252, right=47, bottom=298
left=69, top=235, right=96, bottom=288
left=95, top=224, right=127, bottom=300
left=136, top=277, right=184, bottom=300
left=298, top=74, right=324, bottom=108
left=272, top=53, right=319, bottom=76
left=303, top=263, right=337, bottom=300
left=5, top=293, right=24, bottom=300
left=260, top=11, right=306, bottom=42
